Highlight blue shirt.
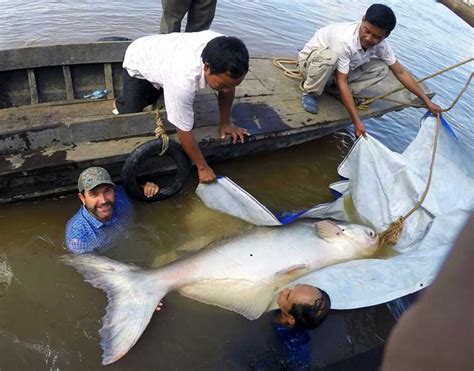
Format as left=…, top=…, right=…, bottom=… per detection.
left=65, top=186, right=133, bottom=254
left=273, top=322, right=311, bottom=368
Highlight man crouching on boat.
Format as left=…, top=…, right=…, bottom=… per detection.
left=298, top=3, right=442, bottom=137
left=65, top=167, right=159, bottom=254
left=114, top=31, right=250, bottom=183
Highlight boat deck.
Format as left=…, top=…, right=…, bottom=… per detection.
left=0, top=48, right=431, bottom=203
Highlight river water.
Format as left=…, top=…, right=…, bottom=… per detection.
left=0, top=1, right=473, bottom=370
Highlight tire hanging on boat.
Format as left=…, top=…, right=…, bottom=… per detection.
left=121, top=139, right=191, bottom=202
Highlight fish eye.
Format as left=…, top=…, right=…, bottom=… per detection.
left=369, top=231, right=375, bottom=237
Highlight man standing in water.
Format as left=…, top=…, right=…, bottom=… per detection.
left=114, top=31, right=250, bottom=183
left=298, top=4, right=442, bottom=137
left=65, top=167, right=159, bottom=254
left=160, top=0, right=217, bottom=33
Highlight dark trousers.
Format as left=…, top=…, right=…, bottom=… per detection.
left=115, top=69, right=163, bottom=114
left=160, top=0, right=217, bottom=33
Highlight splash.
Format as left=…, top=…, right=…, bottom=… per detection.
left=0, top=253, right=13, bottom=296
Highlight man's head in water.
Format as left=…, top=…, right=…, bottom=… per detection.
left=276, top=284, right=331, bottom=329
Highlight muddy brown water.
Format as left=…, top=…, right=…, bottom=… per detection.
left=0, top=0, right=472, bottom=369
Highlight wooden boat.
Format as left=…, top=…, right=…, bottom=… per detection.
left=0, top=41, right=433, bottom=204
left=438, top=0, right=474, bottom=27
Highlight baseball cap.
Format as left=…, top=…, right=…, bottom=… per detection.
left=78, top=167, right=115, bottom=193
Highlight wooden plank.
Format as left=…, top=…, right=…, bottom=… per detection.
left=0, top=42, right=130, bottom=72
left=103, top=63, right=115, bottom=99
left=62, top=66, right=74, bottom=100
left=26, top=69, right=39, bottom=104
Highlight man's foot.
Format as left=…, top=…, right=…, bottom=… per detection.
left=112, top=99, right=119, bottom=115
left=301, top=94, right=319, bottom=114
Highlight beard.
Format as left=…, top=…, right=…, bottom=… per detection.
left=88, top=201, right=114, bottom=222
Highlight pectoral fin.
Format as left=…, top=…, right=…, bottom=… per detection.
left=274, top=263, right=309, bottom=277
left=314, top=220, right=343, bottom=242
left=178, top=278, right=274, bottom=320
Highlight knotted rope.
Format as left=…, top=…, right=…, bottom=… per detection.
left=379, top=72, right=473, bottom=246
left=154, top=110, right=169, bottom=156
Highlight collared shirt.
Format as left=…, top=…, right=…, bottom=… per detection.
left=299, top=21, right=397, bottom=74
left=123, top=30, right=222, bottom=132
left=65, top=186, right=133, bottom=254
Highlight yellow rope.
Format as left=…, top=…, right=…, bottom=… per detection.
left=379, top=112, right=441, bottom=246
left=274, top=56, right=473, bottom=247
left=357, top=58, right=474, bottom=111
left=272, top=58, right=306, bottom=91
left=379, top=73, right=472, bottom=247
left=272, top=58, right=302, bottom=80
left=154, top=110, right=169, bottom=156
left=273, top=57, right=474, bottom=109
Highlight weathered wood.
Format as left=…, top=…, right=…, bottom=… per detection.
left=62, top=66, right=74, bottom=100
left=26, top=69, right=39, bottom=104
left=0, top=41, right=435, bottom=204
left=103, top=63, right=115, bottom=99
left=438, top=0, right=474, bottom=27
left=0, top=42, right=130, bottom=72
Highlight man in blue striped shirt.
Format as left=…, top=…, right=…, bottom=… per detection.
left=65, top=167, right=158, bottom=254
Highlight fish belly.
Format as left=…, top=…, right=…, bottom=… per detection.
left=168, top=222, right=337, bottom=319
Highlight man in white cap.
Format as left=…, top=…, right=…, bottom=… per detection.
left=65, top=167, right=158, bottom=254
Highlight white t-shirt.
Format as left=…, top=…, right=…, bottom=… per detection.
left=123, top=30, right=222, bottom=131
left=299, top=22, right=397, bottom=74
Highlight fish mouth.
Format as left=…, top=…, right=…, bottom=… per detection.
left=364, top=235, right=381, bottom=256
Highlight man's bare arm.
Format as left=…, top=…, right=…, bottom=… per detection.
left=218, top=88, right=249, bottom=144
left=389, top=61, right=442, bottom=114
left=176, top=128, right=216, bottom=183
left=335, top=70, right=367, bottom=138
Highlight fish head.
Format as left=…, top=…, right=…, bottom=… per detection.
left=314, top=220, right=379, bottom=257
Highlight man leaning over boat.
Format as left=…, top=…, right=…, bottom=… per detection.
left=298, top=3, right=442, bottom=137
left=113, top=31, right=250, bottom=183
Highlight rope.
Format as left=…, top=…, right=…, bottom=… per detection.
left=274, top=56, right=473, bottom=247
left=379, top=73, right=472, bottom=247
left=272, top=58, right=306, bottom=91
left=154, top=110, right=169, bottom=156
left=273, top=57, right=474, bottom=109
left=272, top=58, right=302, bottom=80
left=379, top=112, right=441, bottom=246
left=357, top=57, right=474, bottom=111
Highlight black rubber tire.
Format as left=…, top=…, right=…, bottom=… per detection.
left=121, top=139, right=191, bottom=202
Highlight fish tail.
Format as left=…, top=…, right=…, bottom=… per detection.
left=61, top=254, right=172, bottom=365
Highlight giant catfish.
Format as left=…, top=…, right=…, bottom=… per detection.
left=62, top=219, right=379, bottom=364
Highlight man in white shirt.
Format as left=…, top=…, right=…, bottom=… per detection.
left=115, top=31, right=249, bottom=183
left=298, top=4, right=442, bottom=137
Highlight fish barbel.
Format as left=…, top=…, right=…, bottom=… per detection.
left=62, top=219, right=379, bottom=364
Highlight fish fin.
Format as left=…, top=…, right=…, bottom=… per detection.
left=61, top=254, right=170, bottom=365
left=178, top=278, right=274, bottom=320
left=274, top=263, right=308, bottom=277
left=314, top=220, right=343, bottom=242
